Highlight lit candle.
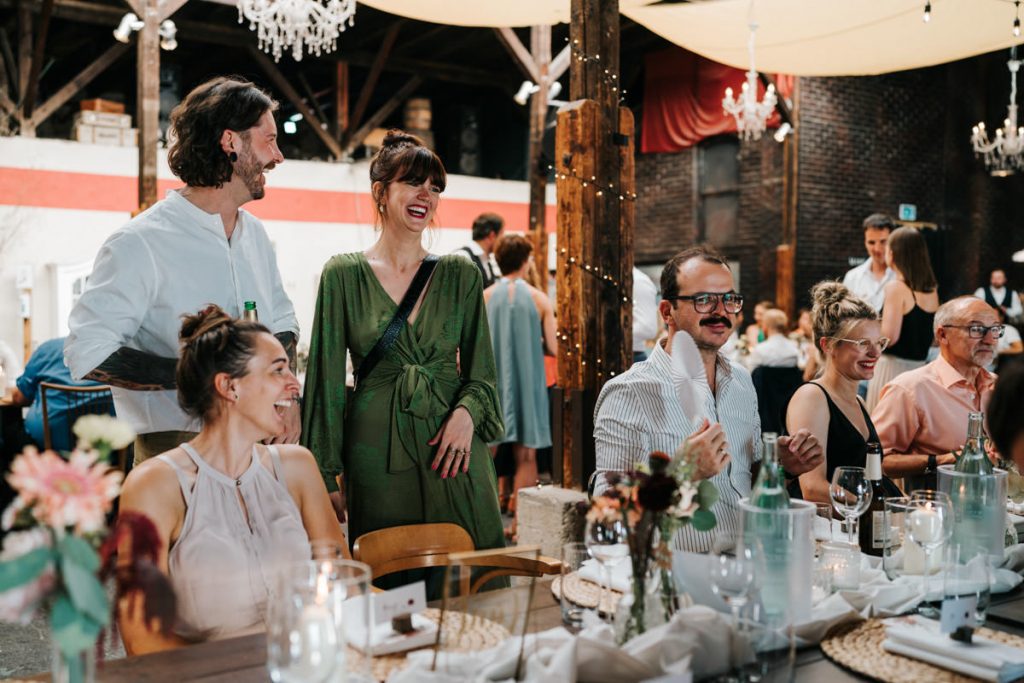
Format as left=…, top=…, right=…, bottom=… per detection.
left=295, top=566, right=342, bottom=681
left=904, top=506, right=943, bottom=575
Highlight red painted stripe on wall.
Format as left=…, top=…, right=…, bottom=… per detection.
left=0, top=167, right=557, bottom=230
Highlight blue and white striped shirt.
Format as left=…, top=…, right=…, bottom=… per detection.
left=593, top=341, right=762, bottom=552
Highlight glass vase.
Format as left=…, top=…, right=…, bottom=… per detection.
left=615, top=555, right=678, bottom=644
left=50, top=641, right=95, bottom=683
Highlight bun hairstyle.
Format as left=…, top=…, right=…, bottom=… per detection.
left=809, top=281, right=878, bottom=351
left=177, top=304, right=269, bottom=421
left=369, top=129, right=447, bottom=229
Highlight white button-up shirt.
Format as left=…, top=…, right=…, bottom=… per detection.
left=748, top=334, right=800, bottom=369
left=593, top=342, right=762, bottom=552
left=841, top=260, right=895, bottom=312
left=65, top=190, right=298, bottom=434
left=631, top=268, right=660, bottom=354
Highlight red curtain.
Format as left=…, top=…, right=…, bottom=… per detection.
left=641, top=46, right=795, bottom=153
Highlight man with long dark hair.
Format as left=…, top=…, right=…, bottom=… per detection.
left=65, top=76, right=300, bottom=464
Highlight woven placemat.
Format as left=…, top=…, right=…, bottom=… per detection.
left=820, top=618, right=1024, bottom=683
left=551, top=572, right=623, bottom=614
left=350, top=607, right=511, bottom=682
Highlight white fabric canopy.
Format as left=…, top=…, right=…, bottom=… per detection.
left=619, top=0, right=1021, bottom=77
left=364, top=0, right=1023, bottom=76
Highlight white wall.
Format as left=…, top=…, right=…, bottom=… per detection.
left=0, top=136, right=556, bottom=359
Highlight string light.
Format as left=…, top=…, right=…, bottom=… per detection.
left=565, top=37, right=628, bottom=101
left=1015, top=1, right=1021, bottom=37
left=923, top=1, right=931, bottom=23
left=548, top=165, right=638, bottom=202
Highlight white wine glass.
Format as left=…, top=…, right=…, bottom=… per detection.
left=708, top=533, right=756, bottom=631
left=830, top=466, right=872, bottom=545
left=907, top=490, right=953, bottom=610
left=584, top=516, right=628, bottom=621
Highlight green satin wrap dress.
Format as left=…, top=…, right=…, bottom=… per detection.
left=301, top=252, right=507, bottom=561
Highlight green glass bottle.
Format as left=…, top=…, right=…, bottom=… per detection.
left=751, top=432, right=790, bottom=509
left=243, top=300, right=259, bottom=322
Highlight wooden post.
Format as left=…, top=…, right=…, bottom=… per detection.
left=334, top=61, right=348, bottom=142
left=17, top=2, right=33, bottom=136
left=136, top=0, right=160, bottom=209
left=528, top=25, right=550, bottom=276
left=556, top=0, right=633, bottom=489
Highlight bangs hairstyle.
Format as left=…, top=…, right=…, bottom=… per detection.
left=888, top=226, right=937, bottom=293
left=177, top=304, right=269, bottom=422
left=167, top=76, right=278, bottom=188
left=370, top=129, right=447, bottom=229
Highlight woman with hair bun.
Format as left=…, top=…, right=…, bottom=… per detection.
left=118, top=305, right=346, bottom=654
left=785, top=282, right=900, bottom=503
left=302, top=130, right=506, bottom=583
left=864, top=226, right=940, bottom=410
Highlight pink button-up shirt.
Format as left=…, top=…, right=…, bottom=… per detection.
left=871, top=355, right=996, bottom=458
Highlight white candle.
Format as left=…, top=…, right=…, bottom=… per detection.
left=293, top=567, right=342, bottom=682
left=909, top=506, right=942, bottom=544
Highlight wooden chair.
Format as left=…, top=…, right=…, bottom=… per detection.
left=39, top=381, right=116, bottom=451
left=352, top=523, right=561, bottom=595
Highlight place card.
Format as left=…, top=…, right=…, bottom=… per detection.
left=343, top=581, right=437, bottom=655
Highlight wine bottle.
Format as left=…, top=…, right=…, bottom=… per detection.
left=954, top=412, right=992, bottom=475
left=859, top=442, right=886, bottom=557
left=243, top=300, right=259, bottom=322
left=751, top=432, right=790, bottom=509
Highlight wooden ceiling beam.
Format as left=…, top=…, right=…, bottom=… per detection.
left=343, top=74, right=420, bottom=158
left=494, top=27, right=537, bottom=83
left=22, top=0, right=53, bottom=119
left=249, top=44, right=344, bottom=159
left=346, top=20, right=401, bottom=140
left=27, top=40, right=129, bottom=128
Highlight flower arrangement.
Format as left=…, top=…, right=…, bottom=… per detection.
left=584, top=448, right=718, bottom=642
left=0, top=416, right=175, bottom=682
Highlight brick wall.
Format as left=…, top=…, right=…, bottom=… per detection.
left=634, top=51, right=1024, bottom=314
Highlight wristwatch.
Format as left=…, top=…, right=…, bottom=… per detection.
left=926, top=454, right=938, bottom=473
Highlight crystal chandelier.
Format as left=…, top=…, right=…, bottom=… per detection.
left=237, top=0, right=355, bottom=62
left=971, top=48, right=1024, bottom=177
left=722, top=14, right=777, bottom=141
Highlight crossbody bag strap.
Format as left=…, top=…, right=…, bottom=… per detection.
left=355, top=254, right=440, bottom=390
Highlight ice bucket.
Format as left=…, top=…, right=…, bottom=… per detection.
left=937, top=464, right=1007, bottom=562
left=739, top=498, right=814, bottom=626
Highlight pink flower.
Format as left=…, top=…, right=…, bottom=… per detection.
left=6, top=447, right=123, bottom=535
left=0, top=528, right=56, bottom=624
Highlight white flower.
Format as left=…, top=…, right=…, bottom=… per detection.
left=673, top=482, right=699, bottom=519
left=0, top=528, right=56, bottom=625
left=73, top=415, right=136, bottom=450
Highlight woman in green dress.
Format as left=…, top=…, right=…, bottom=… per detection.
left=301, top=130, right=506, bottom=569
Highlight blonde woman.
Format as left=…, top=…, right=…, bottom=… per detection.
left=786, top=282, right=900, bottom=503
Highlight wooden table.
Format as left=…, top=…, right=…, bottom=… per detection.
left=29, top=580, right=1024, bottom=682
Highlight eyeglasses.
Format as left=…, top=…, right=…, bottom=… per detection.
left=665, top=292, right=744, bottom=314
left=833, top=337, right=891, bottom=353
left=942, top=324, right=1006, bottom=339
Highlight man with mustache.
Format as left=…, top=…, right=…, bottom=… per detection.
left=65, top=76, right=300, bottom=464
left=593, top=246, right=825, bottom=552
left=872, top=296, right=1001, bottom=490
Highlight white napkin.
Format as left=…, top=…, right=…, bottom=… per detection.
left=669, top=331, right=707, bottom=424
left=882, top=615, right=1024, bottom=683
left=578, top=558, right=632, bottom=593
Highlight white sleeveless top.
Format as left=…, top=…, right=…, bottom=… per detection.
left=158, top=443, right=310, bottom=641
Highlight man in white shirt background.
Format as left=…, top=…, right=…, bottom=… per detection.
left=632, top=267, right=660, bottom=362
left=975, top=269, right=1023, bottom=324
left=65, top=76, right=300, bottom=465
left=454, top=212, right=503, bottom=288
left=747, top=308, right=800, bottom=369
left=841, top=213, right=896, bottom=313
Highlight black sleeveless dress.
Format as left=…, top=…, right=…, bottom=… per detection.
left=788, top=382, right=902, bottom=499
left=883, top=291, right=935, bottom=362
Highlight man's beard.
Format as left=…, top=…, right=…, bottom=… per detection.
left=235, top=146, right=267, bottom=200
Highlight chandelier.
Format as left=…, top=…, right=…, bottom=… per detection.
left=971, top=48, right=1024, bottom=177
left=722, top=9, right=777, bottom=141
left=237, top=0, right=355, bottom=62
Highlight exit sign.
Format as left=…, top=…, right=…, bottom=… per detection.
left=898, top=204, right=917, bottom=221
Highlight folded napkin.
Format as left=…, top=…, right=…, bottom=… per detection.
left=578, top=558, right=632, bottom=593
left=387, top=607, right=731, bottom=683
left=882, top=615, right=1024, bottom=683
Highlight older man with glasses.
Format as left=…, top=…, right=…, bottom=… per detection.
left=592, top=246, right=824, bottom=553
left=872, top=296, right=1001, bottom=491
